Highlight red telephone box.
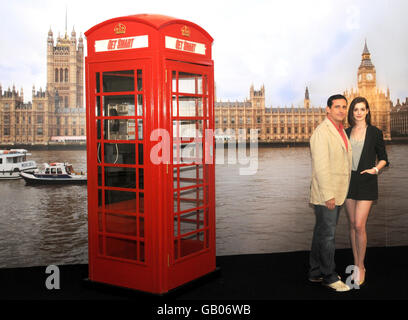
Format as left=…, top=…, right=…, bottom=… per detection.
left=84, top=14, right=216, bottom=294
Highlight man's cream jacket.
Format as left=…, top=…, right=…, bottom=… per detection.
left=310, top=117, right=352, bottom=206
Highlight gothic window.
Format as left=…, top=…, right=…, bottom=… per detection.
left=55, top=69, right=59, bottom=82
left=64, top=96, right=68, bottom=108
left=60, top=68, right=63, bottom=82
left=37, top=127, right=43, bottom=135
left=65, top=68, right=69, bottom=82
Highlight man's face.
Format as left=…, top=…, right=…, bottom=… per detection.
left=326, top=99, right=348, bottom=123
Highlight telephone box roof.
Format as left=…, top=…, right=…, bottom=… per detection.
left=85, top=13, right=213, bottom=41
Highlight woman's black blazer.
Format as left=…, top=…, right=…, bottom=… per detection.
left=345, top=125, right=389, bottom=199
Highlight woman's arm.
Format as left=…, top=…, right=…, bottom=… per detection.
left=360, top=159, right=387, bottom=175
left=360, top=128, right=389, bottom=175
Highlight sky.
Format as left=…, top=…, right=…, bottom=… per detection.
left=0, top=0, right=407, bottom=107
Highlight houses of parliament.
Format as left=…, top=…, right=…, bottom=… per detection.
left=215, top=41, right=407, bottom=142
left=1, top=30, right=407, bottom=145
left=0, top=26, right=85, bottom=146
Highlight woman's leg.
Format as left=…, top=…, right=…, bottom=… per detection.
left=345, top=199, right=358, bottom=266
left=354, top=200, right=373, bottom=282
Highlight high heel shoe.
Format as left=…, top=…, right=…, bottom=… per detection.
left=359, top=268, right=366, bottom=287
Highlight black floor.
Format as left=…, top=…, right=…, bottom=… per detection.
left=1, top=246, right=407, bottom=303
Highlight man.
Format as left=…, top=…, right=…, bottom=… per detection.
left=309, top=94, right=352, bottom=292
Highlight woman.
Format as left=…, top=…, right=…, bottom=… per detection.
left=345, top=97, right=389, bottom=287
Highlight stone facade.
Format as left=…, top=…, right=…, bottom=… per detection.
left=215, top=86, right=325, bottom=142
left=0, top=26, right=85, bottom=146
left=215, top=41, right=394, bottom=142
left=390, top=98, right=408, bottom=136
left=344, top=41, right=391, bottom=140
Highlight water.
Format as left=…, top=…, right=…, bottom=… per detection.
left=0, top=151, right=88, bottom=268
left=0, top=146, right=407, bottom=268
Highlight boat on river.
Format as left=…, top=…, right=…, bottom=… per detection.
left=20, top=162, right=87, bottom=185
left=0, top=149, right=37, bottom=180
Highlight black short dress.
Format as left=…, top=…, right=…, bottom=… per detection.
left=345, top=125, right=389, bottom=201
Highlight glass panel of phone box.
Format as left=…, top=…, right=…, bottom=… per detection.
left=172, top=71, right=210, bottom=260
left=96, top=69, right=145, bottom=263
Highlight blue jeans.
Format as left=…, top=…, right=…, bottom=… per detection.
left=309, top=205, right=341, bottom=284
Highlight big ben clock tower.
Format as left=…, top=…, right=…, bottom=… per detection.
left=357, top=40, right=376, bottom=91
left=345, top=40, right=391, bottom=140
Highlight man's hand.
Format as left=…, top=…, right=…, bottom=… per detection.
left=325, top=198, right=336, bottom=210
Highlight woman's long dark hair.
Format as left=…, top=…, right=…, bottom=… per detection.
left=348, top=97, right=371, bottom=127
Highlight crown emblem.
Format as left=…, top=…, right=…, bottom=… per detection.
left=181, top=25, right=190, bottom=37
left=114, top=23, right=126, bottom=35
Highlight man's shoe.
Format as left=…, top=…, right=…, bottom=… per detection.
left=323, top=280, right=351, bottom=292
left=309, top=274, right=341, bottom=283
left=308, top=275, right=323, bottom=283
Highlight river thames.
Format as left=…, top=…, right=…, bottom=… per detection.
left=0, top=145, right=407, bottom=268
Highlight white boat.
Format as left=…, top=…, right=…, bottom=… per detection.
left=0, top=149, right=37, bottom=180
left=20, top=162, right=87, bottom=185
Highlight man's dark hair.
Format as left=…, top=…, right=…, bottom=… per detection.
left=347, top=96, right=371, bottom=127
left=327, top=94, right=348, bottom=108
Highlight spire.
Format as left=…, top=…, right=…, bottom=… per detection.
left=304, top=86, right=310, bottom=109
left=360, top=39, right=374, bottom=68
left=363, top=38, right=370, bottom=55
left=48, top=26, right=54, bottom=46
left=65, top=6, right=68, bottom=35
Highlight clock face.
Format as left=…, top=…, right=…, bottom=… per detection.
left=366, top=73, right=373, bottom=80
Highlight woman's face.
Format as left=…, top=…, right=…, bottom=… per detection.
left=353, top=102, right=369, bottom=123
